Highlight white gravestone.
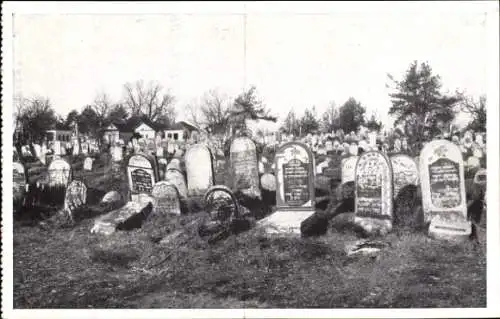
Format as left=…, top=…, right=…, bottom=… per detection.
left=341, top=156, right=358, bottom=184
left=390, top=154, right=419, bottom=198
left=184, top=144, right=214, bottom=197
left=48, top=159, right=72, bottom=187
left=151, top=181, right=181, bottom=216
left=83, top=157, right=94, bottom=171
left=420, top=140, right=470, bottom=241
left=165, top=169, right=188, bottom=200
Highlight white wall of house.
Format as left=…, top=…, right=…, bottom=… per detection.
left=164, top=129, right=184, bottom=141
left=135, top=123, right=156, bottom=139
left=45, top=130, right=72, bottom=142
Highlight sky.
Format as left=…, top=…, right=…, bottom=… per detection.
left=11, top=2, right=494, bottom=129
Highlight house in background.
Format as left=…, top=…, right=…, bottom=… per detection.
left=45, top=129, right=73, bottom=143
left=102, top=122, right=135, bottom=144
left=164, top=120, right=200, bottom=141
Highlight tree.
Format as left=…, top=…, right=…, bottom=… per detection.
left=198, top=89, right=231, bottom=135
left=79, top=105, right=101, bottom=137
left=16, top=96, right=57, bottom=144
left=122, top=80, right=176, bottom=123
left=321, top=102, right=341, bottom=133
left=281, top=109, right=300, bottom=136
left=229, top=86, right=276, bottom=133
left=457, top=92, right=486, bottom=132
left=65, top=110, right=80, bottom=128
left=365, top=113, right=382, bottom=132
left=338, top=97, right=366, bottom=133
left=300, top=106, right=320, bottom=135
left=106, top=104, right=129, bottom=124
left=387, top=61, right=460, bottom=148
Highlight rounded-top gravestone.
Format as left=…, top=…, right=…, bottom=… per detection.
left=151, top=181, right=181, bottom=216
left=47, top=158, right=72, bottom=187
left=64, top=180, right=87, bottom=215
left=126, top=153, right=159, bottom=201
left=184, top=144, right=214, bottom=197
left=203, top=185, right=240, bottom=225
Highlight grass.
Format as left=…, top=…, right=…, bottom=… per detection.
left=12, top=154, right=487, bottom=309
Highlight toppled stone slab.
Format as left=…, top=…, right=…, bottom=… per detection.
left=91, top=200, right=153, bottom=236
left=344, top=239, right=389, bottom=258
left=257, top=210, right=316, bottom=236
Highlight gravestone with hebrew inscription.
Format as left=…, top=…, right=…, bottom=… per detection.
left=151, top=181, right=181, bottom=216
left=420, top=140, right=470, bottom=241
left=354, top=151, right=394, bottom=236
left=184, top=144, right=214, bottom=197
left=203, top=185, right=240, bottom=226
left=126, top=153, right=159, bottom=202
left=230, top=137, right=261, bottom=199
left=390, top=154, right=419, bottom=199
left=64, top=180, right=87, bottom=218
left=258, top=142, right=315, bottom=235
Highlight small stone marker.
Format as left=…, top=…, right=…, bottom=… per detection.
left=354, top=151, right=394, bottom=236
left=151, top=181, right=181, bottom=216
left=259, top=142, right=315, bottom=235
left=47, top=158, right=72, bottom=187
left=420, top=140, right=470, bottom=241
left=204, top=185, right=240, bottom=225
left=126, top=153, right=158, bottom=202
left=214, top=154, right=227, bottom=186
left=341, top=156, right=358, bottom=184
left=230, top=137, right=261, bottom=199
left=64, top=180, right=87, bottom=217
left=101, top=191, right=122, bottom=203
left=260, top=173, right=276, bottom=192
left=184, top=144, right=214, bottom=197
left=390, top=154, right=419, bottom=198
left=83, top=157, right=94, bottom=171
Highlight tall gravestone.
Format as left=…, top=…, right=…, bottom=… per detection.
left=13, top=162, right=28, bottom=212
left=259, top=142, right=315, bottom=235
left=390, top=154, right=419, bottom=198
left=184, top=144, right=214, bottom=197
left=126, top=153, right=159, bottom=202
left=64, top=180, right=87, bottom=219
left=229, top=137, right=261, bottom=199
left=151, top=181, right=181, bottom=216
left=354, top=151, right=394, bottom=236
left=83, top=157, right=94, bottom=171
left=420, top=140, right=470, bottom=240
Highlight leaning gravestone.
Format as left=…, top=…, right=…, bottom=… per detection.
left=184, top=144, right=214, bottom=197
left=48, top=158, right=72, bottom=187
left=13, top=162, right=28, bottom=212
left=151, top=181, right=181, bottom=216
left=126, top=153, right=159, bottom=202
left=83, top=157, right=94, bottom=171
left=390, top=154, right=419, bottom=199
left=420, top=140, right=470, bottom=241
left=230, top=137, right=261, bottom=199
left=64, top=180, right=87, bottom=218
left=354, top=151, right=394, bottom=236
left=259, top=142, right=315, bottom=235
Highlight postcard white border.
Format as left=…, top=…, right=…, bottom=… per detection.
left=2, top=1, right=499, bottom=318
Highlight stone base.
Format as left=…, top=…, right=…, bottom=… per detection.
left=428, top=216, right=471, bottom=242
left=257, top=210, right=315, bottom=236
left=353, top=216, right=392, bottom=237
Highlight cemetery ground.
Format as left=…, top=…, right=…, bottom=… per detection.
left=13, top=155, right=486, bottom=309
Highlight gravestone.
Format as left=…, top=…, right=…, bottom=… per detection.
left=325, top=140, right=334, bottom=153
left=184, top=144, right=214, bottom=197
left=354, top=151, right=394, bottom=236
left=13, top=162, right=28, bottom=211
left=47, top=158, right=72, bottom=187
left=126, top=153, right=159, bottom=202
left=102, top=191, right=122, bottom=203
left=64, top=180, right=87, bottom=217
left=151, top=181, right=181, bottom=216
left=341, top=156, right=358, bottom=185
left=230, top=137, right=261, bottom=199
left=321, top=154, right=342, bottom=183
left=390, top=154, right=419, bottom=198
left=473, top=168, right=487, bottom=186
left=420, top=140, right=470, bottom=241
left=214, top=154, right=227, bottom=186
left=83, top=157, right=94, bottom=171
left=259, top=142, right=315, bottom=235
left=111, top=145, right=123, bottom=162
left=164, top=169, right=188, bottom=200
left=203, top=185, right=240, bottom=226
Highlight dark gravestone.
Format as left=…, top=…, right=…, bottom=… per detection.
left=126, top=153, right=159, bottom=202
left=64, top=180, right=88, bottom=219
left=13, top=162, right=28, bottom=212
left=354, top=151, right=394, bottom=236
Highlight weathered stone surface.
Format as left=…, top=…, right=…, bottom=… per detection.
left=184, top=144, right=214, bottom=196
left=229, top=137, right=261, bottom=199
left=101, top=191, right=122, bottom=203
left=91, top=200, right=153, bottom=236
left=260, top=173, right=276, bottom=192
